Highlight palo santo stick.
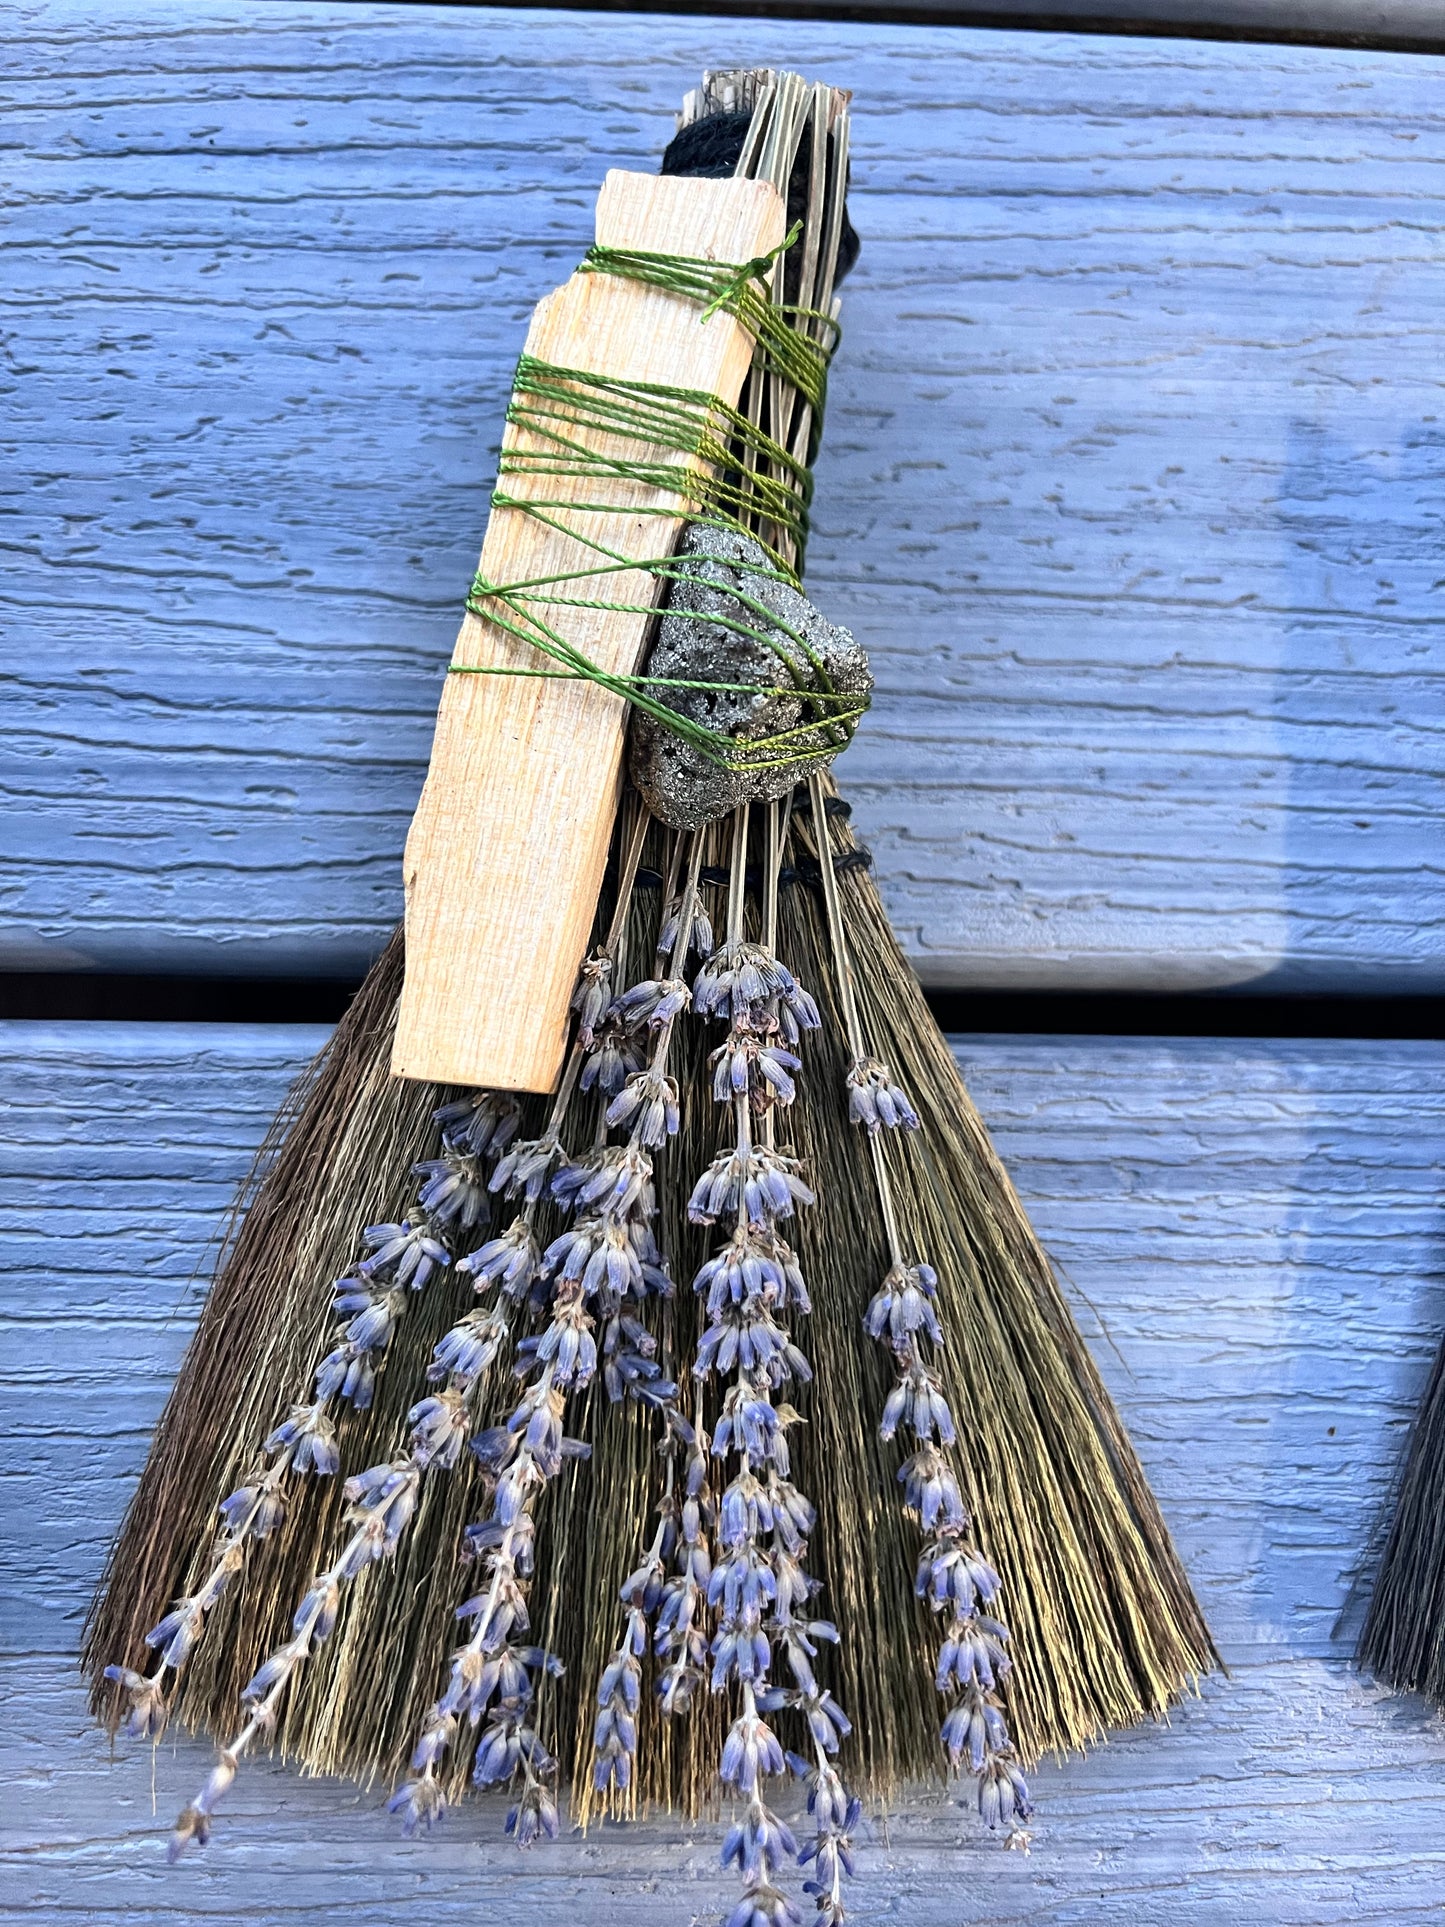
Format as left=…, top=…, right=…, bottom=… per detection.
left=392, top=172, right=785, bottom=1092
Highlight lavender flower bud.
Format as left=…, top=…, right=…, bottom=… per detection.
left=978, top=1754, right=1032, bottom=1830
left=941, top=1692, right=1009, bottom=1772
left=490, top=1134, right=563, bottom=1203
left=659, top=896, right=714, bottom=964
left=534, top=1303, right=599, bottom=1391
left=506, top=1780, right=560, bottom=1847
left=606, top=1067, right=681, bottom=1147
left=553, top=1142, right=654, bottom=1220
left=217, top=1478, right=286, bottom=1541
left=459, top=1219, right=541, bottom=1301
left=430, top=1304, right=509, bottom=1386
left=722, top=1804, right=798, bottom=1877
left=265, top=1400, right=339, bottom=1476
left=571, top=952, right=614, bottom=1048
left=580, top=1018, right=647, bottom=1097
left=723, top=1882, right=803, bottom=1927
left=295, top=1575, right=341, bottom=1645
left=359, top=1219, right=450, bottom=1290
left=710, top=1028, right=800, bottom=1110
left=241, top=1641, right=303, bottom=1705
left=388, top=1775, right=446, bottom=1836
left=614, top=975, right=691, bottom=1029
left=917, top=1540, right=1000, bottom=1612
left=936, top=1612, right=1011, bottom=1692
left=865, top=1262, right=942, bottom=1347
left=197, top=1751, right=238, bottom=1813
left=102, top=1665, right=168, bottom=1742
left=845, top=1056, right=920, bottom=1134
left=434, top=1090, right=523, bottom=1160
left=145, top=1600, right=204, bottom=1671
left=344, top=1459, right=421, bottom=1546
left=408, top=1389, right=471, bottom=1468
left=333, top=1280, right=402, bottom=1353
left=412, top=1149, right=491, bottom=1233
left=898, top=1445, right=967, bottom=1532
left=694, top=941, right=804, bottom=1023
left=688, top=1146, right=815, bottom=1227
left=720, top=1710, right=785, bottom=1794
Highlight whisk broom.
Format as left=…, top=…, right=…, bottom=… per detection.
left=1358, top=1329, right=1445, bottom=1701
left=86, top=66, right=1216, bottom=1906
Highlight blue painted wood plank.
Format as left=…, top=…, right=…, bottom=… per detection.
left=3, top=6, right=1443, bottom=989
left=2, top=1020, right=1443, bottom=1920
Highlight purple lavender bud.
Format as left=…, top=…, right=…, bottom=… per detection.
left=506, top=1781, right=560, bottom=1847
left=412, top=1150, right=491, bottom=1234
left=430, top=1305, right=508, bottom=1386
left=359, top=1220, right=450, bottom=1290
left=571, top=952, right=614, bottom=1048
left=845, top=1056, right=920, bottom=1135
left=899, top=1445, right=968, bottom=1532
left=408, top=1390, right=471, bottom=1468
left=978, top=1755, right=1032, bottom=1829
left=434, top=1091, right=523, bottom=1161
left=145, top=1601, right=202, bottom=1671
left=580, top=1020, right=647, bottom=1098
left=295, top=1576, right=341, bottom=1645
left=217, top=1479, right=287, bottom=1541
left=241, top=1645, right=299, bottom=1704
left=388, top=1775, right=446, bottom=1836
left=459, top=1219, right=540, bottom=1302
left=267, top=1400, right=339, bottom=1476
left=614, top=975, right=691, bottom=1029
left=490, top=1134, right=562, bottom=1203
left=659, top=897, right=714, bottom=966
left=103, top=1665, right=168, bottom=1742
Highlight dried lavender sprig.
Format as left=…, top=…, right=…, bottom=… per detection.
left=602, top=801, right=857, bottom=1922
left=808, top=775, right=1032, bottom=1845
left=547, top=843, right=713, bottom=1669
left=163, top=1095, right=559, bottom=1855
left=705, top=811, right=855, bottom=1924
left=167, top=1050, right=594, bottom=1855
left=864, top=1260, right=1033, bottom=1841
left=757, top=798, right=862, bottom=1925
left=803, top=774, right=917, bottom=1148
left=589, top=838, right=751, bottom=1805
left=168, top=1370, right=476, bottom=1859
left=389, top=1354, right=582, bottom=1837
left=394, top=832, right=692, bottom=1841
left=104, top=1192, right=464, bottom=1742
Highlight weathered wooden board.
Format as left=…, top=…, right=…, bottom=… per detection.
left=5, top=6, right=1444, bottom=992
left=3, top=1021, right=1443, bottom=1921
left=741, top=0, right=1445, bottom=43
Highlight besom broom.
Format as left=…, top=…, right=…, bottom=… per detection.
left=1358, top=1328, right=1445, bottom=1703
left=86, top=68, right=1217, bottom=1916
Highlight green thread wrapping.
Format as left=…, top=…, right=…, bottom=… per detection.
left=449, top=229, right=867, bottom=777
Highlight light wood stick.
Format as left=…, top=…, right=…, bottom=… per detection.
left=392, top=171, right=786, bottom=1093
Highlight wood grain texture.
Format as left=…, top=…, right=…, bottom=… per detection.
left=3, top=1020, right=1443, bottom=1920
left=5, top=6, right=1443, bottom=991
left=394, top=171, right=784, bottom=1091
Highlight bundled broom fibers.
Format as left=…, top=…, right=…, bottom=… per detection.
left=86, top=795, right=1215, bottom=1803
left=1358, top=1330, right=1445, bottom=1700
left=86, top=67, right=1215, bottom=1813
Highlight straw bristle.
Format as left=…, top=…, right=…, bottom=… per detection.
left=1358, top=1331, right=1445, bottom=1700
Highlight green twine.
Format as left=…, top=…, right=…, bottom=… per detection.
left=449, top=227, right=866, bottom=777
left=579, top=221, right=836, bottom=422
